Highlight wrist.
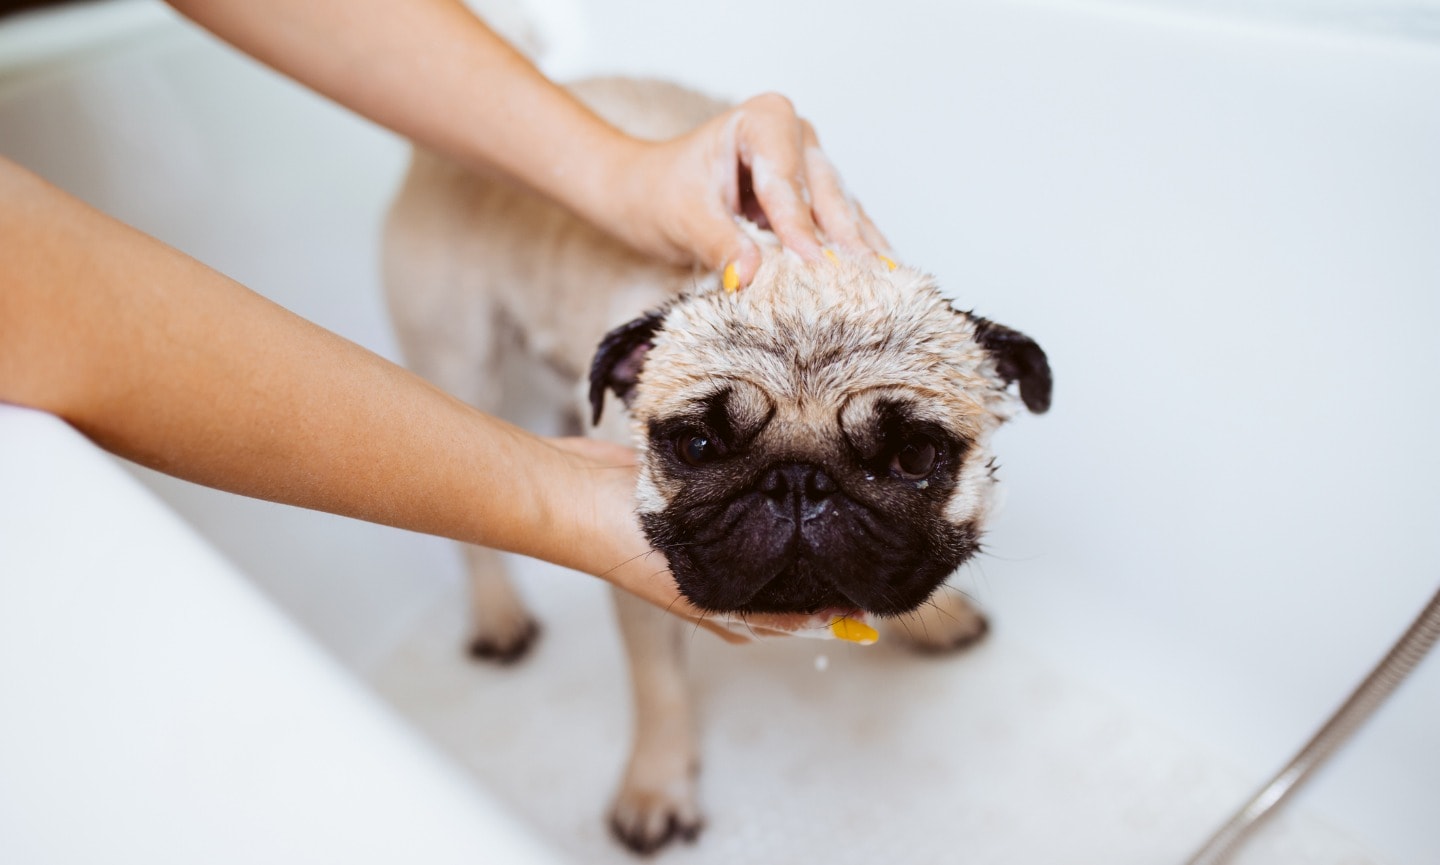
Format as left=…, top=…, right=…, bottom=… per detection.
left=559, top=129, right=655, bottom=252
left=511, top=437, right=623, bottom=576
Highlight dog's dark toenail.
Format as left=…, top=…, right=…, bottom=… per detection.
left=676, top=818, right=703, bottom=843
left=912, top=615, right=990, bottom=656
left=466, top=620, right=541, bottom=665
left=611, top=816, right=668, bottom=856
left=947, top=616, right=990, bottom=652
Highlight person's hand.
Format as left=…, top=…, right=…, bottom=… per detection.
left=606, top=93, right=891, bottom=289
left=543, top=435, right=870, bottom=643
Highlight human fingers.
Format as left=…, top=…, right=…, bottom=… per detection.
left=797, top=120, right=868, bottom=254
left=606, top=550, right=879, bottom=645
left=732, top=92, right=825, bottom=266
left=623, top=116, right=763, bottom=288
left=603, top=565, right=760, bottom=645
left=598, top=549, right=803, bottom=644
left=733, top=610, right=879, bottom=644
left=669, top=608, right=877, bottom=645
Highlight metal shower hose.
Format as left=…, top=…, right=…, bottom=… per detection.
left=1185, top=584, right=1440, bottom=865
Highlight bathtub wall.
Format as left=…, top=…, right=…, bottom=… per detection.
left=2, top=1, right=1436, bottom=862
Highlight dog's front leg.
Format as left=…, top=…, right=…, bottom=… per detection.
left=608, top=587, right=703, bottom=854
left=462, top=543, right=540, bottom=663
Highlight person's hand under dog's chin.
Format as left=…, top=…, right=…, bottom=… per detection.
left=541, top=435, right=866, bottom=644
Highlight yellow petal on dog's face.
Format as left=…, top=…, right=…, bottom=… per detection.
left=830, top=617, right=879, bottom=645
left=877, top=253, right=898, bottom=272
left=722, top=262, right=740, bottom=293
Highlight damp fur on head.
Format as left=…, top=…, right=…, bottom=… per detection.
left=587, top=243, right=1051, bottom=616
left=629, top=248, right=1019, bottom=436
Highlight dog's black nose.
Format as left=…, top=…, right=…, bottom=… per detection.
left=759, top=462, right=837, bottom=522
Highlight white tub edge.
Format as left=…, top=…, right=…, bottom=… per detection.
left=0, top=404, right=568, bottom=865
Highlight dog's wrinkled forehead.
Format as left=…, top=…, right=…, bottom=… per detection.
left=628, top=252, right=1007, bottom=434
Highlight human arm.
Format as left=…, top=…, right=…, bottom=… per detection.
left=0, top=158, right=799, bottom=640
left=162, top=0, right=887, bottom=286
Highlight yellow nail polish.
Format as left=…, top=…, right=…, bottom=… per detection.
left=830, top=617, right=879, bottom=645
left=877, top=254, right=898, bottom=272
left=722, top=262, right=740, bottom=293
left=823, top=247, right=839, bottom=263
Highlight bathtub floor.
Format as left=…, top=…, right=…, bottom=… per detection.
left=369, top=558, right=1382, bottom=865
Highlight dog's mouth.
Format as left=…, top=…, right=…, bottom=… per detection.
left=733, top=556, right=944, bottom=617
left=639, top=466, right=981, bottom=617
left=646, top=520, right=974, bottom=618
left=707, top=551, right=867, bottom=613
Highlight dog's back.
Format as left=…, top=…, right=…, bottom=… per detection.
left=382, top=78, right=728, bottom=396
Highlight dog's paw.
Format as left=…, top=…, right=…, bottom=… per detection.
left=465, top=617, right=540, bottom=665
left=883, top=590, right=990, bottom=655
left=608, top=782, right=704, bottom=856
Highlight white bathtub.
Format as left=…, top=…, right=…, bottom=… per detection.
left=2, top=2, right=1437, bottom=864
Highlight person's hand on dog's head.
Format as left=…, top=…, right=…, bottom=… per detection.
left=604, top=93, right=891, bottom=290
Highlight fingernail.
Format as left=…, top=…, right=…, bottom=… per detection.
left=877, top=253, right=898, bottom=272
left=829, top=616, right=879, bottom=645
left=822, top=247, right=839, bottom=264
left=722, top=262, right=740, bottom=293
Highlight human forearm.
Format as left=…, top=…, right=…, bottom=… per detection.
left=0, top=159, right=849, bottom=640
left=0, top=159, right=575, bottom=563
left=164, top=0, right=632, bottom=236
left=163, top=0, right=888, bottom=284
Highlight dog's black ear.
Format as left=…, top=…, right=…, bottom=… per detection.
left=960, top=311, right=1053, bottom=414
left=589, top=310, right=665, bottom=425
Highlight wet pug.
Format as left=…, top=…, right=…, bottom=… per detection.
left=383, top=76, right=1050, bottom=855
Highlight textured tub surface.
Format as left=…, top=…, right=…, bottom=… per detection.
left=370, top=561, right=1382, bottom=865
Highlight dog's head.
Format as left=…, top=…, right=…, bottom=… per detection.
left=590, top=249, right=1050, bottom=617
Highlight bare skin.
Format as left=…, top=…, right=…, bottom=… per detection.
left=0, top=161, right=811, bottom=641
left=2, top=0, right=888, bottom=639
left=164, top=0, right=887, bottom=287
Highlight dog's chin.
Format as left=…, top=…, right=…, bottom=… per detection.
left=676, top=562, right=958, bottom=617
left=643, top=514, right=980, bottom=617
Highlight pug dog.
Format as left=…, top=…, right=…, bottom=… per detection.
left=383, top=77, right=1050, bottom=855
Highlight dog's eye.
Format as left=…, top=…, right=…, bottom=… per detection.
left=677, top=433, right=726, bottom=467
left=890, top=435, right=939, bottom=480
